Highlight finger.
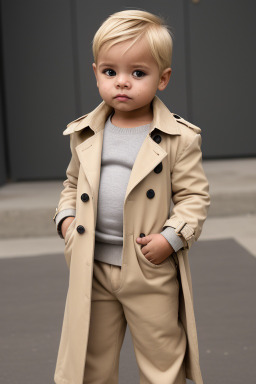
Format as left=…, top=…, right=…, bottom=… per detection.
left=141, top=247, right=150, bottom=256
left=136, top=236, right=148, bottom=244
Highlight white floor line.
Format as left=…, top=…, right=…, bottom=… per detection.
left=0, top=236, right=64, bottom=259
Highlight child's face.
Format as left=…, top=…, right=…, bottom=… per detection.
left=92, top=37, right=171, bottom=117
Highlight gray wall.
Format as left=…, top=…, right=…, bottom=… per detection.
left=187, top=0, right=256, bottom=158
left=0, top=1, right=7, bottom=185
left=1, top=0, right=77, bottom=182
left=0, top=0, right=255, bottom=183
left=0, top=98, right=6, bottom=185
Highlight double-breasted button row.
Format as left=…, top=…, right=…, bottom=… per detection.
left=77, top=192, right=90, bottom=234
left=146, top=133, right=163, bottom=200
left=152, top=134, right=163, bottom=174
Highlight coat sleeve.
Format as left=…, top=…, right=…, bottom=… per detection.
left=162, top=133, right=210, bottom=249
left=53, top=133, right=79, bottom=237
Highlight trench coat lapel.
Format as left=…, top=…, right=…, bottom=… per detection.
left=75, top=131, right=104, bottom=216
left=73, top=95, right=181, bottom=213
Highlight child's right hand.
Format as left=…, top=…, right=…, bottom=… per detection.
left=61, top=217, right=75, bottom=239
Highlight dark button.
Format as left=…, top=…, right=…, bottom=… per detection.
left=153, top=134, right=161, bottom=144
left=154, top=162, right=162, bottom=174
left=140, top=233, right=146, bottom=238
left=76, top=225, right=85, bottom=234
left=173, top=114, right=181, bottom=119
left=146, top=189, right=155, bottom=199
left=81, top=193, right=89, bottom=202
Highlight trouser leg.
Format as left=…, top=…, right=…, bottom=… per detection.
left=120, top=250, right=187, bottom=384
left=83, top=260, right=127, bottom=384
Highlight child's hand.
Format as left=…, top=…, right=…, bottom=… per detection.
left=61, top=217, right=75, bottom=239
left=136, top=234, right=174, bottom=265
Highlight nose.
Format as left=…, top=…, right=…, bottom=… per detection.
left=115, top=74, right=131, bottom=89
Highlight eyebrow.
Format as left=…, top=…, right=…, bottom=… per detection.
left=130, top=64, right=150, bottom=69
left=98, top=63, right=151, bottom=71
left=98, top=63, right=114, bottom=69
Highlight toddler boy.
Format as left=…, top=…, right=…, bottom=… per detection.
left=54, top=9, right=210, bottom=384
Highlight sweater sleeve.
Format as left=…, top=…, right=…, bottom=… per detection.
left=160, top=226, right=186, bottom=252
left=54, top=209, right=76, bottom=239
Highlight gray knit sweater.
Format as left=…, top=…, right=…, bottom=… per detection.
left=56, top=114, right=184, bottom=266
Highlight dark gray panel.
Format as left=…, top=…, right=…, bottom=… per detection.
left=187, top=0, right=256, bottom=157
left=0, top=3, right=7, bottom=185
left=1, top=0, right=77, bottom=180
left=0, top=86, right=6, bottom=185
left=75, top=1, right=188, bottom=118
left=0, top=134, right=6, bottom=185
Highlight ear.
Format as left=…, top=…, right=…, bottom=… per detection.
left=158, top=68, right=172, bottom=91
left=92, top=63, right=99, bottom=87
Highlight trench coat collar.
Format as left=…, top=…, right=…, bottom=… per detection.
left=63, top=95, right=181, bottom=136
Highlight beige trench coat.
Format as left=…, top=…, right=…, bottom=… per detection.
left=53, top=95, right=210, bottom=384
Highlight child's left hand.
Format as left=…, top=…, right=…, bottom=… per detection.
left=136, top=234, right=174, bottom=265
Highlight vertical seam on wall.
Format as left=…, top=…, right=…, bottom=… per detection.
left=0, top=1, right=10, bottom=181
left=183, top=0, right=193, bottom=122
left=70, top=0, right=82, bottom=116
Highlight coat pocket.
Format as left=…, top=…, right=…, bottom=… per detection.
left=139, top=248, right=173, bottom=268
left=134, top=234, right=176, bottom=269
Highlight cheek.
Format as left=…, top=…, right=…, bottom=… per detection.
left=98, top=80, right=111, bottom=92
left=142, top=78, right=157, bottom=90
left=137, top=81, right=156, bottom=97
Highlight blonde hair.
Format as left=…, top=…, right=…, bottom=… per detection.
left=92, top=10, right=173, bottom=74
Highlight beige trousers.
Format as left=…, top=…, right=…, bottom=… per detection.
left=83, top=248, right=187, bottom=384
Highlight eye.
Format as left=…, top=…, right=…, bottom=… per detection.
left=103, top=69, right=116, bottom=77
left=132, top=70, right=146, bottom=78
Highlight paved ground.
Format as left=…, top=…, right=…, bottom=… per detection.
left=0, top=239, right=255, bottom=384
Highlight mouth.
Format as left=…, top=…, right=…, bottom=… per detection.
left=114, top=94, right=131, bottom=101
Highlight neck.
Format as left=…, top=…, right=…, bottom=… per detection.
left=111, top=103, right=153, bottom=128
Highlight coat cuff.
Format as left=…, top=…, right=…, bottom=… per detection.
left=162, top=218, right=195, bottom=249
left=54, top=209, right=76, bottom=239
left=160, top=226, right=185, bottom=252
